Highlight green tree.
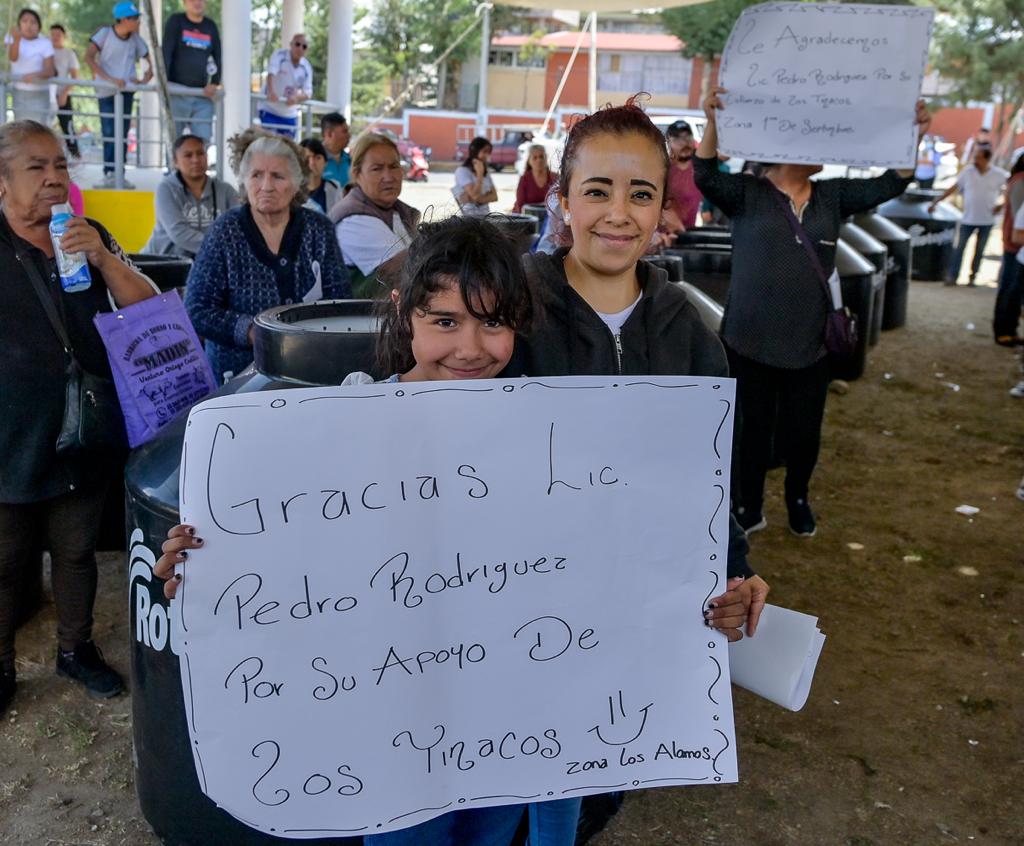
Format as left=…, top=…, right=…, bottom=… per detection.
left=930, top=0, right=1024, bottom=142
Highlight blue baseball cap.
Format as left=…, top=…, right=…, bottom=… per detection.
left=112, top=1, right=141, bottom=18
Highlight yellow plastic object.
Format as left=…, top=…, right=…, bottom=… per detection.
left=80, top=190, right=156, bottom=253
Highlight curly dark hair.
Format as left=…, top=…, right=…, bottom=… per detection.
left=375, top=216, right=533, bottom=377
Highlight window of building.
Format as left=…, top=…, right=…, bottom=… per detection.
left=597, top=52, right=692, bottom=95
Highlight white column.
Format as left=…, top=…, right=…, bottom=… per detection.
left=588, top=12, right=597, bottom=114
left=477, top=3, right=491, bottom=131
left=326, top=0, right=353, bottom=116
left=222, top=0, right=253, bottom=139
left=282, top=0, right=305, bottom=48
left=139, top=0, right=162, bottom=166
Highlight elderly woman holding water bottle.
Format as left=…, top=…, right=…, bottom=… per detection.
left=185, top=128, right=351, bottom=382
left=0, top=120, right=155, bottom=717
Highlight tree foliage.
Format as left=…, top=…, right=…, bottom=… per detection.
left=930, top=0, right=1024, bottom=135
left=662, top=0, right=923, bottom=60
left=661, top=0, right=761, bottom=61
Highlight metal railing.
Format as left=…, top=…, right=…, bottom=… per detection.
left=1, top=75, right=342, bottom=189
left=249, top=93, right=343, bottom=140
left=1, top=73, right=225, bottom=188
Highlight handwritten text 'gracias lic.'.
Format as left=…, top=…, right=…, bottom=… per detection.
left=204, top=420, right=623, bottom=536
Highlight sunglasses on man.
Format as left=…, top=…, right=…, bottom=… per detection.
left=292, top=41, right=308, bottom=49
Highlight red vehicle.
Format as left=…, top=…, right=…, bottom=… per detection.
left=376, top=129, right=431, bottom=182
left=455, top=129, right=533, bottom=171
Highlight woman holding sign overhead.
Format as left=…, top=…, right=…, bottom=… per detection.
left=695, top=87, right=930, bottom=538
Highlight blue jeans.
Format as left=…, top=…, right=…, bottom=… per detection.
left=528, top=797, right=582, bottom=846
left=949, top=223, right=993, bottom=283
left=993, top=252, right=1022, bottom=339
left=97, top=92, right=135, bottom=175
left=171, top=94, right=215, bottom=142
left=366, top=804, right=524, bottom=846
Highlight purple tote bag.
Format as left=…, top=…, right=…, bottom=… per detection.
left=93, top=289, right=217, bottom=448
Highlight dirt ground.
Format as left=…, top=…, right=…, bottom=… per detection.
left=2, top=256, right=1022, bottom=846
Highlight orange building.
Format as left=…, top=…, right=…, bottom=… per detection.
left=486, top=31, right=707, bottom=113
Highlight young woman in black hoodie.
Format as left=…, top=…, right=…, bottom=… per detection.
left=515, top=100, right=771, bottom=840
left=518, top=99, right=770, bottom=630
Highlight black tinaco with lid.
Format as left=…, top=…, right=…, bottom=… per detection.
left=125, top=300, right=377, bottom=846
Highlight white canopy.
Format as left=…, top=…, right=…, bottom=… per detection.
left=495, top=1, right=710, bottom=11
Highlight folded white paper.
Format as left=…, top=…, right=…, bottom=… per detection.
left=728, top=604, right=825, bottom=712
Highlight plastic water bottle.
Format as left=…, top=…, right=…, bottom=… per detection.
left=49, top=203, right=91, bottom=293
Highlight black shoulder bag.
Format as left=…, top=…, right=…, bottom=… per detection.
left=14, top=240, right=127, bottom=454
left=769, top=188, right=858, bottom=358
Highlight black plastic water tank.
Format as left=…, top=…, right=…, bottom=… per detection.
left=854, top=213, right=912, bottom=330
left=664, top=246, right=732, bottom=306
left=831, top=240, right=876, bottom=382
left=877, top=189, right=960, bottom=282
left=840, top=222, right=887, bottom=347
left=488, top=212, right=539, bottom=255
left=641, top=253, right=685, bottom=282
left=125, top=300, right=377, bottom=846
left=129, top=253, right=194, bottom=294
left=673, top=228, right=732, bottom=249
left=520, top=203, right=548, bottom=231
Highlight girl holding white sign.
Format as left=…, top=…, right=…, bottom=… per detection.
left=156, top=216, right=550, bottom=845
left=694, top=87, right=930, bottom=539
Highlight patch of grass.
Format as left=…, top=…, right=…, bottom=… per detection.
left=0, top=773, right=32, bottom=801
left=35, top=708, right=99, bottom=755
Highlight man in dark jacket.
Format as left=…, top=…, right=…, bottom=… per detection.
left=162, top=0, right=221, bottom=142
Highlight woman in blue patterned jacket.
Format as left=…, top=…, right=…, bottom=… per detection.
left=185, top=129, right=351, bottom=381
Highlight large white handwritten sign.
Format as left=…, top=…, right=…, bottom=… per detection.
left=177, top=376, right=738, bottom=837
left=717, top=2, right=934, bottom=168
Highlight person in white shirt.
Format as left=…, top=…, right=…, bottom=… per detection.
left=49, top=24, right=80, bottom=157
left=6, top=9, right=55, bottom=124
left=259, top=34, right=312, bottom=139
left=930, top=146, right=1008, bottom=286
left=453, top=136, right=498, bottom=216
left=329, top=132, right=420, bottom=298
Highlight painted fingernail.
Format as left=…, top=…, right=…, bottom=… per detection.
left=704, top=610, right=713, bottom=619
left=179, top=550, right=188, bottom=560
left=703, top=619, right=711, bottom=627
left=187, top=526, right=195, bottom=536
left=195, top=538, right=204, bottom=545
left=174, top=574, right=182, bottom=581
left=708, top=602, right=718, bottom=609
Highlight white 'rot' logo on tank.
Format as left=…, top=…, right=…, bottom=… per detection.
left=129, top=528, right=182, bottom=655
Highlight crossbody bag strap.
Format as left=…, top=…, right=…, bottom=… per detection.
left=768, top=186, right=831, bottom=297
left=0, top=214, right=75, bottom=354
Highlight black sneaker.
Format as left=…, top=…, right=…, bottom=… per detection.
left=0, top=665, right=15, bottom=716
left=56, top=641, right=124, bottom=700
left=787, top=498, right=817, bottom=537
left=735, top=506, right=767, bottom=535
